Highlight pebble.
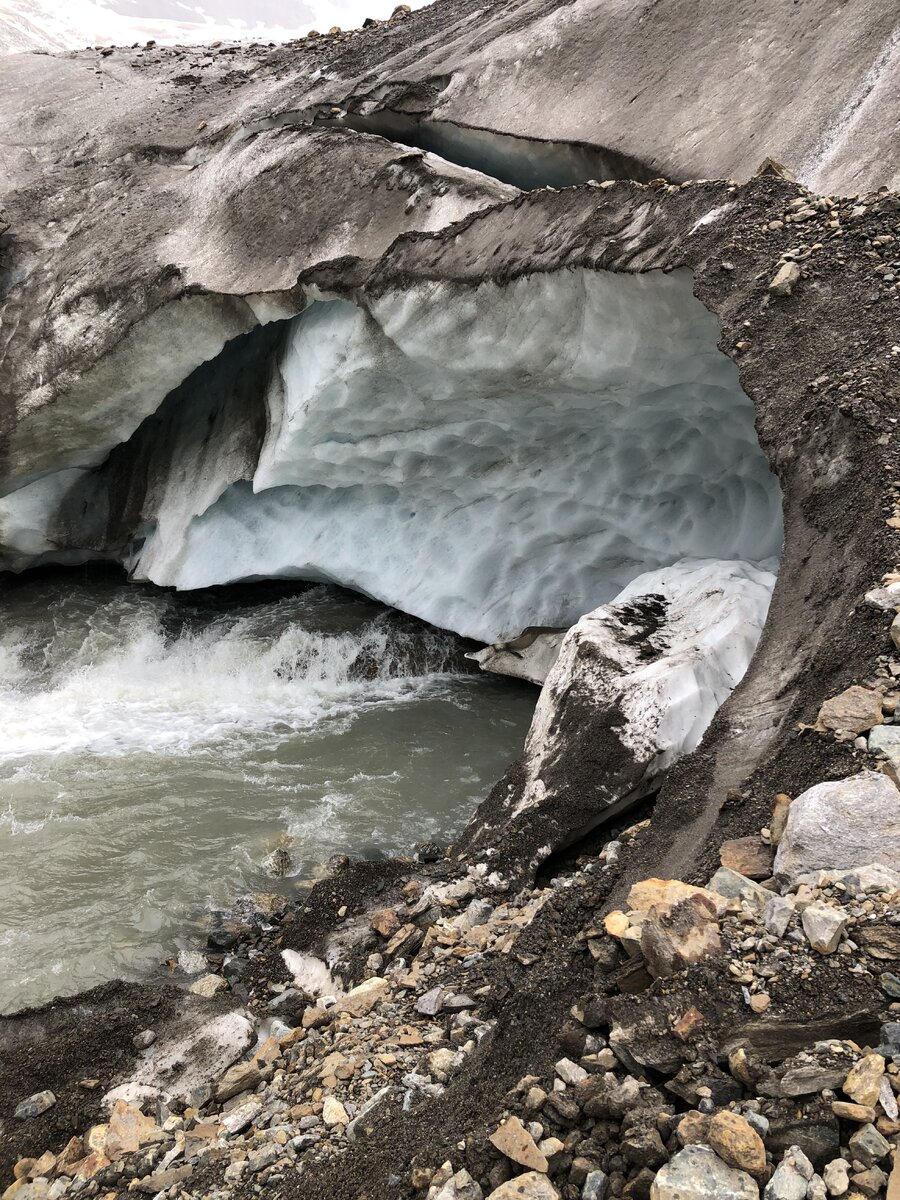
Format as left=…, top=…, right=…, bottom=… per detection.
left=14, top=1093, right=56, bottom=1120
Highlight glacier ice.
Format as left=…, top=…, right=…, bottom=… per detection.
left=0, top=267, right=783, bottom=645
left=460, top=557, right=778, bottom=858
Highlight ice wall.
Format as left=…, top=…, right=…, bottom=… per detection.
left=0, top=268, right=783, bottom=644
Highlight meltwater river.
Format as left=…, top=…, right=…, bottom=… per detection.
left=0, top=570, right=535, bottom=1013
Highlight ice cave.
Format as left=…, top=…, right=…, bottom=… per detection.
left=0, top=267, right=784, bottom=645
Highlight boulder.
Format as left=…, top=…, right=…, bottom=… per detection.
left=774, top=771, right=900, bottom=884
left=719, top=837, right=774, bottom=881
left=764, top=1147, right=814, bottom=1200
left=215, top=1059, right=262, bottom=1101
left=338, top=976, right=390, bottom=1017
left=650, top=1145, right=759, bottom=1199
left=707, top=868, right=772, bottom=911
left=640, top=893, right=722, bottom=978
left=814, top=686, right=883, bottom=737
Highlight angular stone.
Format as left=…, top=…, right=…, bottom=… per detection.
left=626, top=879, right=721, bottom=915
left=831, top=1101, right=876, bottom=1123
left=322, top=1096, right=349, bottom=1126
left=822, top=1159, right=849, bottom=1197
left=650, top=1145, right=758, bottom=1199
left=370, top=907, right=401, bottom=938
left=720, top=837, right=774, bottom=881
left=868, top=725, right=900, bottom=774
left=486, top=1171, right=559, bottom=1199
left=433, top=1169, right=484, bottom=1200
left=489, top=1116, right=549, bottom=1173
left=582, top=1172, right=608, bottom=1200
left=774, top=770, right=900, bottom=883
left=848, top=1123, right=891, bottom=1168
left=13, top=1092, right=56, bottom=1120
left=762, top=895, right=795, bottom=938
left=384, top=923, right=426, bottom=962
left=338, top=976, right=389, bottom=1017
left=801, top=902, right=847, bottom=953
left=843, top=1055, right=886, bottom=1108
left=770, top=794, right=792, bottom=846
left=215, top=1059, right=262, bottom=1101
left=676, top=1112, right=710, bottom=1147
left=707, top=1110, right=766, bottom=1176
left=764, top=1147, right=814, bottom=1200
left=416, top=987, right=446, bottom=1016
left=220, top=1098, right=262, bottom=1135
left=815, top=686, right=883, bottom=737
left=134, top=1166, right=193, bottom=1193
left=769, top=261, right=801, bottom=295
left=707, top=867, right=771, bottom=911
left=555, top=1058, right=588, bottom=1085
left=189, top=973, right=227, bottom=998
left=640, top=893, right=721, bottom=977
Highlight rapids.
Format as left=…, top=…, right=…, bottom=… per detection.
left=0, top=570, right=535, bottom=1013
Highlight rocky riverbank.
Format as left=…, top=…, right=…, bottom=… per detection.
left=2, top=740, right=899, bottom=1200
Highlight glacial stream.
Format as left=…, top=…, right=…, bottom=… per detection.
left=0, top=569, right=536, bottom=1014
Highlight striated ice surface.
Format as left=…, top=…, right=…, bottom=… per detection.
left=127, top=268, right=783, bottom=642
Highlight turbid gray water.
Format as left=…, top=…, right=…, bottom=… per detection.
left=0, top=570, right=535, bottom=1014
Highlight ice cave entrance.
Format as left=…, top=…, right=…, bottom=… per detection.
left=121, top=268, right=784, bottom=642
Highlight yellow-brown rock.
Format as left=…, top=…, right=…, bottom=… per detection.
left=707, top=1110, right=766, bottom=1176
left=489, top=1115, right=549, bottom=1172
left=843, top=1053, right=886, bottom=1107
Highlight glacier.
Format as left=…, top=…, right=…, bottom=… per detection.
left=32, top=266, right=782, bottom=644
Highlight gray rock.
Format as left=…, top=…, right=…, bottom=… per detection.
left=762, top=895, right=795, bottom=937
left=220, top=1098, right=262, bottom=1136
left=847, top=1123, right=890, bottom=1167
left=133, top=1029, right=157, bottom=1050
left=582, top=1172, right=608, bottom=1200
left=433, top=1169, right=484, bottom=1200
left=707, top=867, right=772, bottom=911
left=763, top=1146, right=813, bottom=1200
left=416, top=987, right=446, bottom=1016
left=14, top=1090, right=56, bottom=1120
left=774, top=771, right=900, bottom=884
left=768, top=262, right=801, bottom=296
left=867, top=724, right=900, bottom=773
left=821, top=1159, right=849, bottom=1197
left=650, top=1145, right=759, bottom=1199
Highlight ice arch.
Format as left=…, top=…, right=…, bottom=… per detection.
left=124, top=268, right=782, bottom=641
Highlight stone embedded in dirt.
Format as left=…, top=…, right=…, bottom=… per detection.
left=338, top=976, right=390, bottom=1016
left=134, top=1165, right=193, bottom=1193
left=770, top=794, right=792, bottom=846
left=707, top=1110, right=766, bottom=1176
left=384, top=923, right=426, bottom=961
left=774, top=770, right=900, bottom=883
left=627, top=878, right=721, bottom=915
left=749, top=993, right=771, bottom=1014
left=370, top=907, right=401, bottom=938
left=554, top=1058, right=588, bottom=1086
left=762, top=894, right=795, bottom=937
left=489, top=1115, right=549, bottom=1173
left=416, top=986, right=446, bottom=1016
left=88, top=1100, right=161, bottom=1161
left=673, top=1008, right=705, bottom=1039
left=189, top=973, right=228, bottom=998
left=814, top=685, right=883, bottom=738
left=220, top=1097, right=262, bottom=1135
left=707, top=867, right=771, bottom=911
left=719, top=837, right=774, bottom=880
left=800, top=902, right=847, bottom=953
left=215, top=1059, right=262, bottom=1101
left=640, top=893, right=722, bottom=978
left=13, top=1091, right=56, bottom=1120
left=485, top=1172, right=559, bottom=1200
left=842, top=1054, right=886, bottom=1107
left=322, top=1096, right=350, bottom=1126
left=769, top=261, right=801, bottom=295
left=132, top=1029, right=156, bottom=1050
left=433, top=1168, right=484, bottom=1200
left=868, top=724, right=900, bottom=774
left=650, top=1144, right=759, bottom=1199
